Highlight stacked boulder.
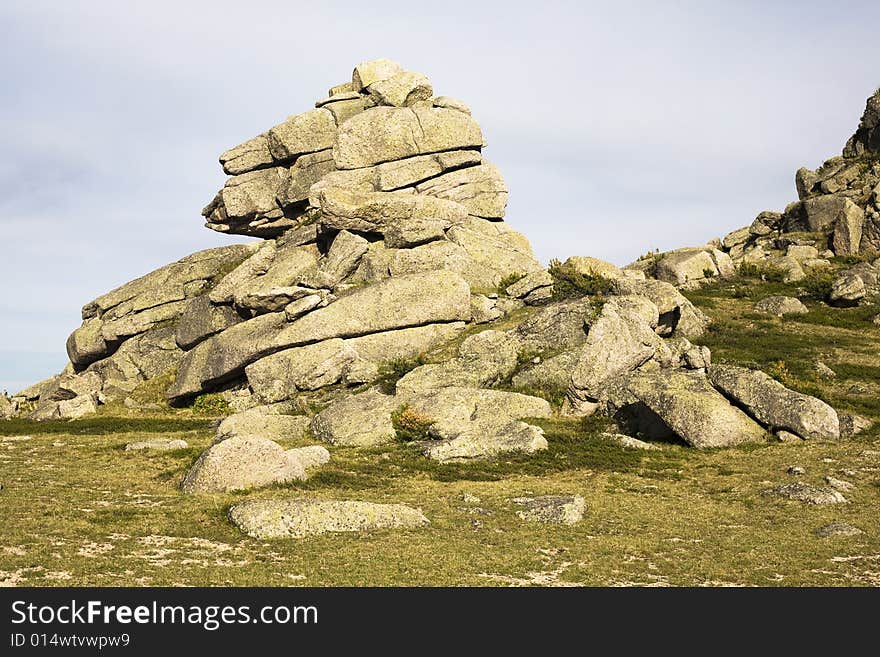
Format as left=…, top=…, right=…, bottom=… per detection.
left=624, top=90, right=880, bottom=301
left=11, top=59, right=540, bottom=420
left=6, top=59, right=845, bottom=472
left=716, top=90, right=880, bottom=283
left=13, top=245, right=256, bottom=419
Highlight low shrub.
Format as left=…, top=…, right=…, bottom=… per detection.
left=548, top=258, right=614, bottom=300
left=391, top=405, right=435, bottom=442
left=190, top=393, right=230, bottom=416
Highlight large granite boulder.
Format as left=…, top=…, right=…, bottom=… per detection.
left=707, top=364, right=839, bottom=440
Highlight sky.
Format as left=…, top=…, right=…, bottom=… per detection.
left=1, top=0, right=878, bottom=393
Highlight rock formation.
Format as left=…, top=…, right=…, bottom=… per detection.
left=625, top=90, right=880, bottom=294
left=6, top=60, right=856, bottom=496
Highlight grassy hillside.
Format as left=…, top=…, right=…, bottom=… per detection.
left=1, top=274, right=878, bottom=586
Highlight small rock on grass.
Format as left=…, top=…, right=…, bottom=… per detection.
left=787, top=466, right=806, bottom=476
left=229, top=499, right=429, bottom=539
left=511, top=495, right=585, bottom=525
left=601, top=432, right=661, bottom=451
left=764, top=482, right=847, bottom=505
left=776, top=431, right=803, bottom=443
left=125, top=439, right=189, bottom=451
left=839, top=413, right=873, bottom=438
left=824, top=475, right=855, bottom=492
left=814, top=522, right=863, bottom=538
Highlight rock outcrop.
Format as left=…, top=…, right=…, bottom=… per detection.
left=11, top=60, right=859, bottom=514
left=622, top=90, right=880, bottom=305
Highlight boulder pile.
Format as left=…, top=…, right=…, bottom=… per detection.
left=626, top=90, right=880, bottom=292
left=5, top=61, right=853, bottom=505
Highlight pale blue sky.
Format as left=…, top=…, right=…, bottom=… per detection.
left=1, top=0, right=878, bottom=393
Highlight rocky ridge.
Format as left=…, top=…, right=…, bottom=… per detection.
left=4, top=61, right=871, bottom=538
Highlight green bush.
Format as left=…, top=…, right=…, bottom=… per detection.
left=737, top=261, right=786, bottom=283
left=498, top=272, right=525, bottom=294
left=548, top=258, right=614, bottom=300
left=802, top=270, right=834, bottom=301
left=702, top=268, right=716, bottom=279
left=190, top=393, right=230, bottom=416
left=376, top=355, right=428, bottom=393
left=391, top=405, right=435, bottom=442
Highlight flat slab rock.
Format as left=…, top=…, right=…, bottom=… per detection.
left=764, top=482, right=847, bottom=505
left=229, top=499, right=429, bottom=539
left=814, top=522, right=864, bottom=538
left=511, top=496, right=585, bottom=525
left=124, top=439, right=188, bottom=451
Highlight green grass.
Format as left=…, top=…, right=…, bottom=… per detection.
left=2, top=271, right=880, bottom=586
left=0, top=416, right=213, bottom=436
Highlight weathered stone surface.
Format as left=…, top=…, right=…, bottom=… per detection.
left=422, top=421, right=548, bottom=462
left=284, top=295, right=324, bottom=321
left=764, top=483, right=847, bottom=505
left=66, top=318, right=108, bottom=369
left=832, top=199, right=865, bottom=255
left=218, top=167, right=287, bottom=222
left=409, top=387, right=551, bottom=461
left=432, top=96, right=471, bottom=114
left=568, top=297, right=665, bottom=405
left=513, top=299, right=594, bottom=352
left=601, top=432, right=661, bottom=451
left=396, top=330, right=519, bottom=394
left=368, top=71, right=433, bottom=107
left=273, top=270, right=471, bottom=347
left=511, top=496, right=585, bottom=525
left=825, top=475, right=855, bottom=492
left=302, top=230, right=369, bottom=288
left=125, top=439, right=188, bottom=451
left=753, top=296, right=809, bottom=317
left=231, top=243, right=319, bottom=312
left=311, top=390, right=399, bottom=447
left=345, top=322, right=465, bottom=363
left=416, top=162, right=508, bottom=218
left=707, top=364, right=839, bottom=440
left=277, top=150, right=336, bottom=207
left=652, top=247, right=734, bottom=286
left=511, top=350, right=579, bottom=393
left=815, top=522, right=863, bottom=537
left=246, top=339, right=357, bottom=402
left=167, top=312, right=287, bottom=401
left=445, top=221, right=541, bottom=288
left=470, top=294, right=503, bottom=324
left=216, top=407, right=312, bottom=442
left=182, top=436, right=323, bottom=493
left=376, top=151, right=481, bottom=191
left=843, top=90, right=880, bottom=157
left=611, top=278, right=708, bottom=338
left=175, top=296, right=243, bottom=350
left=229, top=499, right=429, bottom=539
left=352, top=58, right=404, bottom=91
left=723, top=227, right=751, bottom=249
left=71, top=244, right=253, bottom=366
left=803, top=196, right=849, bottom=232
left=316, top=187, right=467, bottom=234
left=267, top=108, right=337, bottom=161
left=333, top=106, right=483, bottom=169
left=626, top=370, right=768, bottom=448
left=563, top=256, right=623, bottom=279
left=220, top=134, right=273, bottom=176
left=839, top=412, right=873, bottom=438
left=829, top=272, right=866, bottom=304
left=505, top=270, right=554, bottom=299
left=786, top=245, right=819, bottom=261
